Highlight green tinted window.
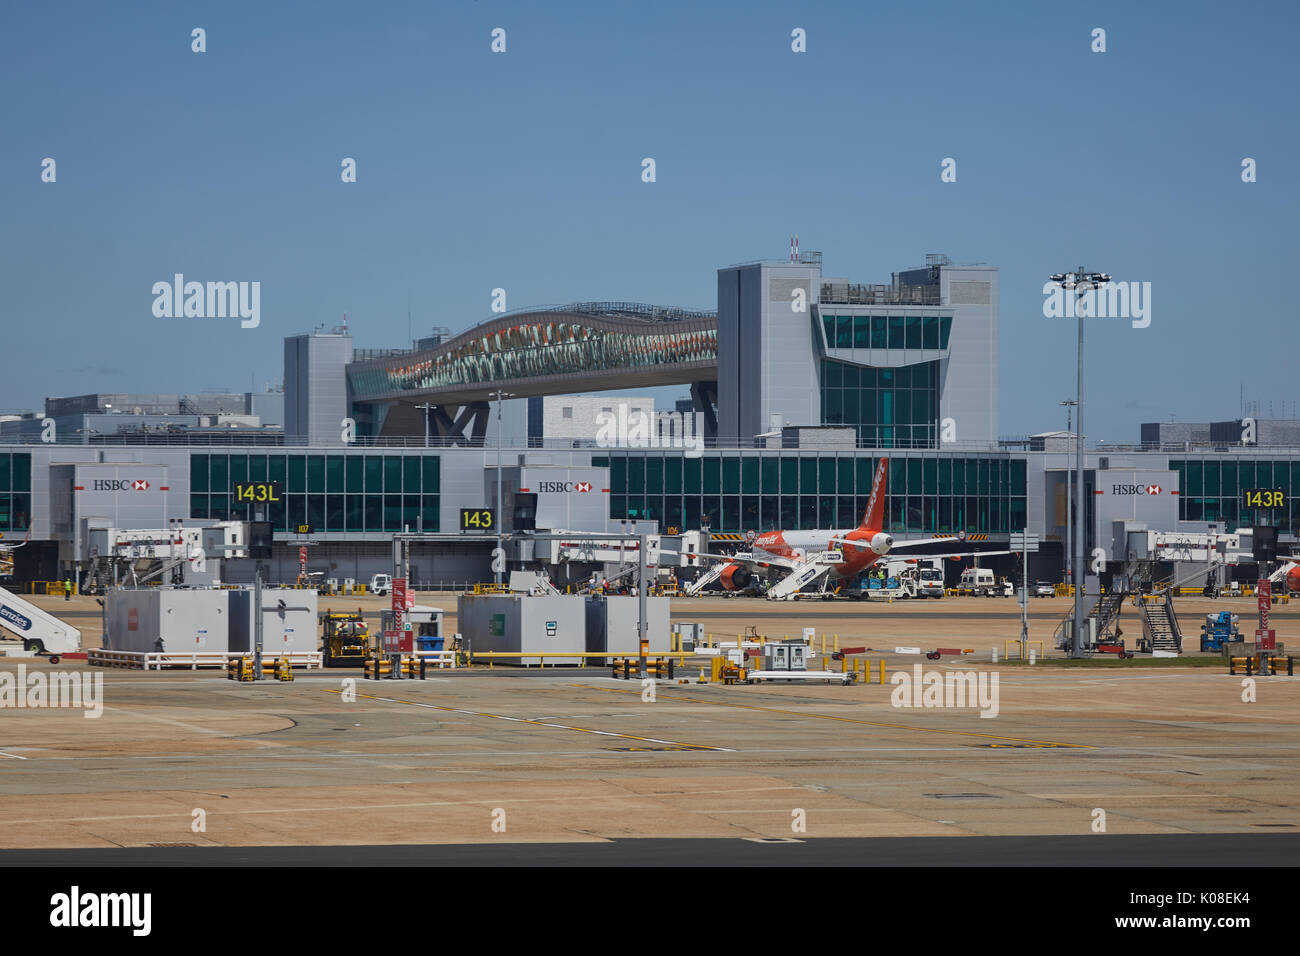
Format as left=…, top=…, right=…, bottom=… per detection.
left=922, top=316, right=938, bottom=350
left=782, top=457, right=799, bottom=494
left=248, top=455, right=268, bottom=482
left=404, top=457, right=421, bottom=494
left=287, top=456, right=306, bottom=493
left=836, top=315, right=852, bottom=348
left=761, top=457, right=779, bottom=494
left=940, top=316, right=952, bottom=349
left=191, top=455, right=208, bottom=492
left=646, top=457, right=664, bottom=494
left=888, top=316, right=905, bottom=349
left=742, top=457, right=759, bottom=494
left=211, top=455, right=229, bottom=493
left=871, top=316, right=888, bottom=349
left=383, top=456, right=402, bottom=492
left=853, top=315, right=870, bottom=349
left=838, top=457, right=854, bottom=494
left=665, top=457, right=682, bottom=494
left=703, top=458, right=720, bottom=494
left=905, top=316, right=921, bottom=350
left=800, top=458, right=817, bottom=494
left=819, top=457, right=835, bottom=493
left=683, top=458, right=700, bottom=494
left=627, top=456, right=645, bottom=493
left=307, top=456, right=325, bottom=493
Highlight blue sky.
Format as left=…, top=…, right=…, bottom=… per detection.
left=3, top=0, right=1297, bottom=441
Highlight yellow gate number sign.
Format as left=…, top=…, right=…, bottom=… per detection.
left=460, top=508, right=495, bottom=531
left=233, top=481, right=282, bottom=504
left=1243, top=488, right=1285, bottom=509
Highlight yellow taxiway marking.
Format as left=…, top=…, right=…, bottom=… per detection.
left=576, top=684, right=1091, bottom=749
left=324, top=689, right=733, bottom=752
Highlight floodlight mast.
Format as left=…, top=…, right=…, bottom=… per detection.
left=1048, top=268, right=1110, bottom=658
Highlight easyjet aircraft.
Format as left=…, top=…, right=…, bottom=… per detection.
left=681, top=458, right=1002, bottom=595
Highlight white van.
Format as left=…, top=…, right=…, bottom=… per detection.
left=370, top=573, right=392, bottom=596
left=959, top=567, right=998, bottom=597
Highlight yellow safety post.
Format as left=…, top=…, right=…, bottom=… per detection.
left=878, top=660, right=886, bottom=684
left=834, top=634, right=839, bottom=652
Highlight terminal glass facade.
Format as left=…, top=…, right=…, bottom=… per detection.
left=596, top=453, right=1026, bottom=534
left=821, top=314, right=952, bottom=351
left=0, top=452, right=31, bottom=531
left=189, top=453, right=440, bottom=532
left=1170, top=458, right=1300, bottom=528
left=820, top=359, right=939, bottom=448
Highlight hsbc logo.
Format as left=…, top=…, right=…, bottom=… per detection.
left=1110, top=484, right=1163, bottom=495
left=536, top=481, right=594, bottom=494
left=92, top=479, right=152, bottom=492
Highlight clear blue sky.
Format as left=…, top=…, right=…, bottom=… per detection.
left=3, top=0, right=1296, bottom=441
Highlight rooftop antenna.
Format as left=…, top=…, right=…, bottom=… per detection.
left=342, top=312, right=348, bottom=334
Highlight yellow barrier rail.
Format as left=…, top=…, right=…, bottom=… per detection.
left=469, top=650, right=695, bottom=668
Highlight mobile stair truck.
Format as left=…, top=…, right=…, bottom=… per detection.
left=0, top=585, right=82, bottom=663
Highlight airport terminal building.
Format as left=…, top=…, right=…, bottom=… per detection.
left=2, top=252, right=1296, bottom=587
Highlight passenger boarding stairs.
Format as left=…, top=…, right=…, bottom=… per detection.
left=684, top=560, right=729, bottom=596
left=1053, top=586, right=1125, bottom=652
left=1137, top=592, right=1183, bottom=654
left=765, top=550, right=843, bottom=601
left=0, top=585, right=83, bottom=659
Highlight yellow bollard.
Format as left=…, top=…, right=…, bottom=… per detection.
left=834, top=634, right=839, bottom=652
left=878, top=659, right=886, bottom=685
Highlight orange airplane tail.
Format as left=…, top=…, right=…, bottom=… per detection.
left=861, top=458, right=888, bottom=531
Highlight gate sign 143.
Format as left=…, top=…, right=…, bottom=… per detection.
left=460, top=508, right=495, bottom=531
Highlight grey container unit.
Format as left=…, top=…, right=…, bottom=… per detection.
left=227, top=588, right=319, bottom=655
left=457, top=593, right=585, bottom=665
left=102, top=588, right=231, bottom=654
left=585, top=596, right=670, bottom=655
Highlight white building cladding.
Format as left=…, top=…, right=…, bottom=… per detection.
left=717, top=255, right=997, bottom=447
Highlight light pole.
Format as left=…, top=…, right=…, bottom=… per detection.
left=1059, top=400, right=1077, bottom=586
left=416, top=402, right=433, bottom=447
left=1049, top=269, right=1110, bottom=658
left=492, top=389, right=514, bottom=585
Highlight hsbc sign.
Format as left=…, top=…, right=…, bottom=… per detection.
left=91, top=479, right=153, bottom=492
left=1110, top=484, right=1162, bottom=495
left=536, top=481, right=594, bottom=494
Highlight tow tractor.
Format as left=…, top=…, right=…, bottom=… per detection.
left=319, top=609, right=371, bottom=667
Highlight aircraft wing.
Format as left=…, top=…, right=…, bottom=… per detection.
left=927, top=549, right=1014, bottom=559
left=885, top=536, right=962, bottom=549
left=658, top=548, right=802, bottom=572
